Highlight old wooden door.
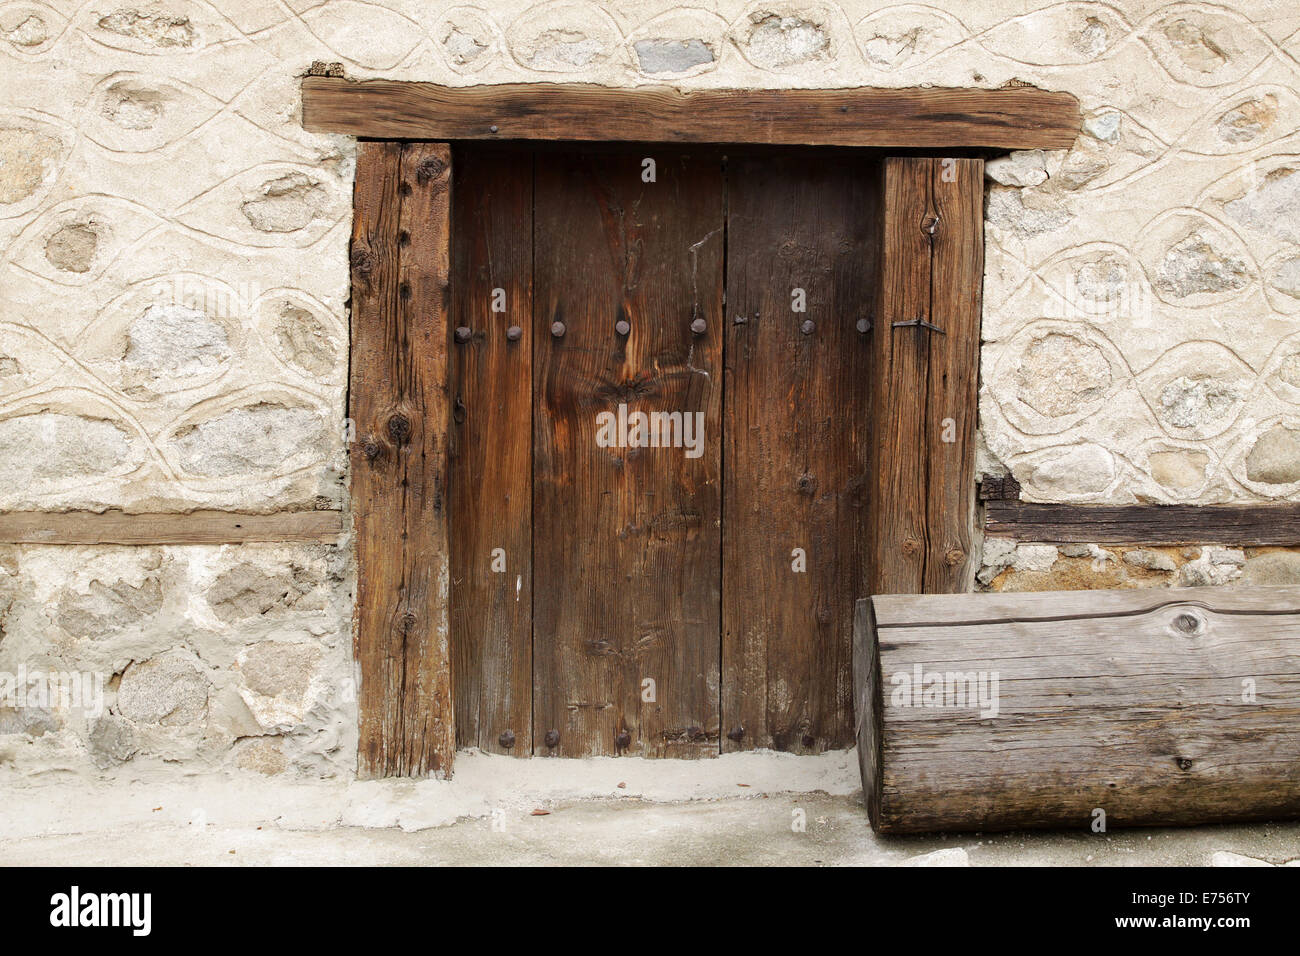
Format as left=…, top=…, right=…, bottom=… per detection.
left=451, top=144, right=872, bottom=757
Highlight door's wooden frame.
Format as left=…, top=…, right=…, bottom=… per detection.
left=310, top=80, right=1082, bottom=778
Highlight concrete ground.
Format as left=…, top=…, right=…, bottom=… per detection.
left=3, top=749, right=1298, bottom=866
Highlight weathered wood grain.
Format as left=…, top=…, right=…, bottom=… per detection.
left=987, top=501, right=1300, bottom=545
left=351, top=141, right=455, bottom=778
left=0, top=510, right=341, bottom=544
left=856, top=587, right=1300, bottom=833
left=722, top=153, right=873, bottom=753
left=869, top=158, right=983, bottom=596
left=924, top=158, right=984, bottom=593
left=532, top=149, right=723, bottom=757
left=449, top=147, right=533, bottom=755
left=302, top=79, right=1082, bottom=150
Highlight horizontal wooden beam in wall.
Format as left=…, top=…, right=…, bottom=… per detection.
left=0, top=510, right=343, bottom=545
left=301, top=78, right=1081, bottom=150
left=985, top=501, right=1300, bottom=546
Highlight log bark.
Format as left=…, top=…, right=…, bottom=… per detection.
left=854, top=587, right=1300, bottom=833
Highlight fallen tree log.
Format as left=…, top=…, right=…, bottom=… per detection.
left=854, top=586, right=1300, bottom=833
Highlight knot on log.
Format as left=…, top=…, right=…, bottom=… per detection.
left=902, top=536, right=922, bottom=557
left=1172, top=610, right=1204, bottom=637
left=360, top=440, right=381, bottom=462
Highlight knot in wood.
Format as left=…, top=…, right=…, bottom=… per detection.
left=398, top=611, right=418, bottom=632
left=795, top=472, right=817, bottom=495
left=361, top=440, right=381, bottom=462
left=801, top=734, right=816, bottom=748
left=902, top=536, right=922, bottom=557
left=615, top=729, right=632, bottom=752
left=498, top=729, right=516, bottom=749
left=1176, top=757, right=1194, bottom=771
left=349, top=246, right=375, bottom=277
left=945, top=547, right=965, bottom=566
left=726, top=726, right=745, bottom=743
left=921, top=213, right=941, bottom=236
left=1173, top=611, right=1204, bottom=636
left=416, top=156, right=448, bottom=184
left=543, top=729, right=560, bottom=748
left=387, top=414, right=411, bottom=445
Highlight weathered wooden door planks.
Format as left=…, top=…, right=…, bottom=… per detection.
left=441, top=147, right=984, bottom=765
left=869, top=157, right=984, bottom=596
left=722, top=154, right=875, bottom=752
left=449, top=148, right=534, bottom=755
left=531, top=150, right=724, bottom=757
left=351, top=141, right=455, bottom=778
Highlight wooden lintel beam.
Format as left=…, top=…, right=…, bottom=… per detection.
left=301, top=78, right=1081, bottom=150
left=986, top=501, right=1300, bottom=546
left=0, top=509, right=342, bottom=545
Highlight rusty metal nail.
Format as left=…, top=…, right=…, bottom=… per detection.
left=544, top=729, right=560, bottom=749
left=615, top=319, right=630, bottom=336
left=856, top=318, right=871, bottom=334
left=615, top=730, right=631, bottom=751
left=691, top=318, right=707, bottom=335
left=800, top=320, right=815, bottom=335
left=551, top=321, right=566, bottom=338
left=507, top=325, right=523, bottom=341
left=454, top=326, right=472, bottom=343
left=726, top=726, right=744, bottom=743
left=498, top=730, right=515, bottom=749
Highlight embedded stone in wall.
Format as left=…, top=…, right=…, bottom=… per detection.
left=1240, top=551, right=1300, bottom=586
left=1217, top=94, right=1278, bottom=144
left=1149, top=449, right=1209, bottom=491
left=271, top=303, right=336, bottom=378
left=0, top=127, right=62, bottom=205
left=1057, top=140, right=1109, bottom=190
left=100, top=81, right=167, bottom=131
left=124, top=303, right=231, bottom=381
left=241, top=172, right=330, bottom=234
left=87, top=715, right=138, bottom=766
left=170, top=403, right=326, bottom=477
left=985, top=150, right=1048, bottom=188
left=206, top=561, right=318, bottom=623
left=1023, top=444, right=1114, bottom=497
left=1157, top=376, right=1239, bottom=430
left=1154, top=231, right=1250, bottom=298
left=55, top=575, right=163, bottom=638
left=235, top=642, right=323, bottom=731
left=0, top=705, right=58, bottom=736
left=1123, top=548, right=1177, bottom=572
left=1161, top=18, right=1228, bottom=73
left=1014, top=333, right=1110, bottom=417
left=43, top=222, right=99, bottom=273
left=1269, top=258, right=1300, bottom=301
left=1082, top=111, right=1121, bottom=143
left=1224, top=167, right=1300, bottom=245
left=96, top=10, right=196, bottom=48
left=1244, top=425, right=1300, bottom=485
left=507, top=4, right=618, bottom=72
left=117, top=651, right=209, bottom=727
left=739, top=11, right=830, bottom=68
left=1279, top=353, right=1300, bottom=388
left=234, top=736, right=286, bottom=775
left=0, top=412, right=135, bottom=486
left=4, top=13, right=48, bottom=47
left=634, top=38, right=714, bottom=74
left=986, top=187, right=1070, bottom=238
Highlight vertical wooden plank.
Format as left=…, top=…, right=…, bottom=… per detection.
left=722, top=153, right=874, bottom=752
left=449, top=147, right=533, bottom=754
left=350, top=141, right=455, bottom=778
left=869, top=158, right=934, bottom=596
left=533, top=149, right=724, bottom=757
left=925, top=158, right=984, bottom=593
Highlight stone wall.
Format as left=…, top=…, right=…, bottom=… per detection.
left=2, top=0, right=1299, bottom=779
